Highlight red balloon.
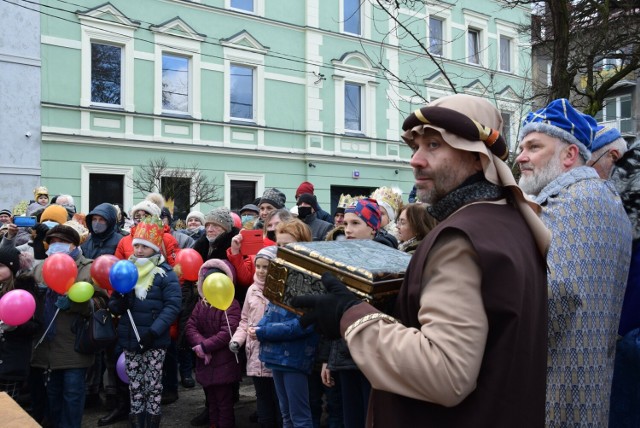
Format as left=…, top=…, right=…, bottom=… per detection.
left=231, top=212, right=242, bottom=229
left=175, top=249, right=204, bottom=281
left=42, top=253, right=78, bottom=295
left=91, top=255, right=119, bottom=291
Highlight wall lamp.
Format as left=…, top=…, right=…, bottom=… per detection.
left=308, top=162, right=317, bottom=168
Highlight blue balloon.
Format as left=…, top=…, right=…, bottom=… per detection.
left=109, top=260, right=138, bottom=294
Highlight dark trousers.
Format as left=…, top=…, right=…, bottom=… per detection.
left=253, top=376, right=281, bottom=427
left=338, top=370, right=370, bottom=428
left=309, top=370, right=344, bottom=428
left=28, top=366, right=49, bottom=423
left=162, top=340, right=179, bottom=392
left=178, top=345, right=194, bottom=380
left=205, top=383, right=235, bottom=428
left=47, top=367, right=88, bottom=428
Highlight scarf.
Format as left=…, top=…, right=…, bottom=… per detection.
left=427, top=173, right=506, bottom=221
left=129, top=254, right=166, bottom=300
left=398, top=236, right=418, bottom=252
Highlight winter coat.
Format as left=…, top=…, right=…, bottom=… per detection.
left=178, top=227, right=205, bottom=241
left=177, top=280, right=199, bottom=347
left=31, top=255, right=108, bottom=370
left=172, top=229, right=194, bottom=250
left=191, top=227, right=239, bottom=262
left=374, top=228, right=398, bottom=249
left=302, top=213, right=334, bottom=242
left=115, top=224, right=179, bottom=266
left=226, top=250, right=255, bottom=289
left=315, top=208, right=333, bottom=224
left=0, top=275, right=42, bottom=380
left=185, top=299, right=242, bottom=387
left=108, top=262, right=181, bottom=351
left=231, top=282, right=272, bottom=377
left=256, top=303, right=318, bottom=374
left=81, top=202, right=124, bottom=259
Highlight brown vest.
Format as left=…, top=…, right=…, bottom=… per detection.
left=368, top=202, right=547, bottom=428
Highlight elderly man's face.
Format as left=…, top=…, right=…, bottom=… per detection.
left=409, top=129, right=481, bottom=205
left=0, top=214, right=11, bottom=225
left=516, top=132, right=566, bottom=196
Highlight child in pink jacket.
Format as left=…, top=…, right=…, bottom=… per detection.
left=229, top=246, right=281, bottom=428
left=185, top=260, right=241, bottom=428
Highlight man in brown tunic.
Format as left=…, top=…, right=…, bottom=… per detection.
left=294, top=94, right=550, bottom=427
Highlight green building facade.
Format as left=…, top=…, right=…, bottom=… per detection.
left=39, top=0, right=531, bottom=216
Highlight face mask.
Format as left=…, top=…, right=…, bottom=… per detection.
left=46, top=242, right=71, bottom=256
left=241, top=215, right=255, bottom=224
left=297, top=206, right=313, bottom=221
left=266, top=230, right=276, bottom=242
left=92, top=221, right=108, bottom=234
left=42, top=220, right=58, bottom=229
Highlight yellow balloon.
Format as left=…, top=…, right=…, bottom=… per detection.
left=202, top=273, right=235, bottom=310
left=68, top=281, right=95, bottom=303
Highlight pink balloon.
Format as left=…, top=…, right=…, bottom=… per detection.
left=231, top=212, right=242, bottom=229
left=117, top=352, right=129, bottom=384
left=0, top=290, right=36, bottom=326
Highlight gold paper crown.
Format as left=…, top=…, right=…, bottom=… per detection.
left=370, top=187, right=403, bottom=215
left=133, top=215, right=164, bottom=250
left=337, top=194, right=355, bottom=209
left=33, top=186, right=49, bottom=199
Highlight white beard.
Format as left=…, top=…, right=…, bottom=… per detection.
left=518, top=154, right=565, bottom=196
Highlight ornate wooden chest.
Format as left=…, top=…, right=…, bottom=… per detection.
left=264, top=240, right=412, bottom=314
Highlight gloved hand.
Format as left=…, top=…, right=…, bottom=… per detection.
left=55, top=295, right=71, bottom=311
left=34, top=223, right=50, bottom=239
left=229, top=341, right=240, bottom=354
left=290, top=272, right=361, bottom=339
left=193, top=344, right=205, bottom=358
left=111, top=292, right=132, bottom=314
left=139, top=331, right=156, bottom=350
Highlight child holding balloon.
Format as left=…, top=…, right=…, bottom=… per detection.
left=0, top=246, right=40, bottom=399
left=108, top=216, right=181, bottom=428
left=185, top=258, right=241, bottom=428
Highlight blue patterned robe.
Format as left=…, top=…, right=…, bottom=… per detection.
left=535, top=166, right=632, bottom=427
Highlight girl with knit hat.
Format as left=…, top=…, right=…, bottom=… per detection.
left=179, top=210, right=206, bottom=241
left=229, top=246, right=281, bottom=428
left=185, top=259, right=241, bottom=428
left=108, top=216, right=181, bottom=428
left=0, top=247, right=41, bottom=399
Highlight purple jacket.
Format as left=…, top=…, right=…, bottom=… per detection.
left=185, top=299, right=242, bottom=387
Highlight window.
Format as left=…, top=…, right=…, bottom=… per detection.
left=468, top=29, right=480, bottom=64
left=499, top=36, right=511, bottom=72
left=501, top=112, right=512, bottom=147
left=344, top=0, right=361, bottom=35
left=231, top=0, right=253, bottom=12
left=230, top=180, right=257, bottom=212
left=345, top=83, right=362, bottom=132
left=161, top=177, right=191, bottom=221
left=91, top=43, right=122, bottom=106
left=230, top=64, right=254, bottom=121
left=429, top=17, right=444, bottom=56
left=596, top=95, right=633, bottom=133
left=89, top=173, right=123, bottom=212
left=162, top=54, right=189, bottom=113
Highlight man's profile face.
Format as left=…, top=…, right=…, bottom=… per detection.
left=516, top=132, right=566, bottom=196
left=409, top=128, right=480, bottom=205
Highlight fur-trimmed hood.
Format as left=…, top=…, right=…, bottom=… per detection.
left=611, top=140, right=640, bottom=240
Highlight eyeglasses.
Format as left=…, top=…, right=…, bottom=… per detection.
left=588, top=150, right=609, bottom=168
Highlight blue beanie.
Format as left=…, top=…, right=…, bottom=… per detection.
left=519, top=99, right=598, bottom=161
left=592, top=125, right=623, bottom=152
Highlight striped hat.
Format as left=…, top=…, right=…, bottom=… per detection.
left=345, top=198, right=381, bottom=231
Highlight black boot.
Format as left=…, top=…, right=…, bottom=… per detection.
left=189, top=407, right=209, bottom=426
left=128, top=413, right=144, bottom=428
left=98, top=401, right=130, bottom=426
left=147, top=413, right=161, bottom=428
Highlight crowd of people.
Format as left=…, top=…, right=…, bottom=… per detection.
left=0, top=93, right=638, bottom=428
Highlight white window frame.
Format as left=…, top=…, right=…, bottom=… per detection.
left=229, top=63, right=256, bottom=122
left=79, top=22, right=135, bottom=111
left=463, top=10, right=488, bottom=66
left=428, top=16, right=444, bottom=57
left=332, top=52, right=378, bottom=137
left=496, top=21, right=519, bottom=74
left=226, top=0, right=265, bottom=16
left=344, top=82, right=364, bottom=133
left=426, top=7, right=451, bottom=59
left=81, top=164, right=133, bottom=214
left=224, top=173, right=265, bottom=209
left=153, top=33, right=202, bottom=119
left=340, top=0, right=371, bottom=38
left=161, top=52, right=192, bottom=115
left=223, top=47, right=265, bottom=126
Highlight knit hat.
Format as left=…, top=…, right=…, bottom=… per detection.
left=64, top=220, right=89, bottom=245
left=0, top=208, right=11, bottom=217
left=519, top=98, right=598, bottom=162
left=130, top=200, right=162, bottom=218
left=345, top=198, right=381, bottom=231
left=592, top=125, right=624, bottom=152
left=296, top=193, right=317, bottom=207
left=45, top=224, right=81, bottom=246
left=41, top=204, right=69, bottom=225
left=33, top=186, right=48, bottom=200
left=132, top=216, right=164, bottom=253
left=0, top=246, right=21, bottom=276
left=240, top=204, right=259, bottom=215
left=260, top=188, right=286, bottom=209
left=370, top=187, right=403, bottom=223
left=255, top=245, right=277, bottom=262
left=186, top=210, right=205, bottom=225
left=205, top=207, right=234, bottom=232
left=295, top=181, right=315, bottom=198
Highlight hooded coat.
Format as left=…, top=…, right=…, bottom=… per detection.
left=81, top=203, right=124, bottom=259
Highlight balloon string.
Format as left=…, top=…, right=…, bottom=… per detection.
left=35, top=308, right=60, bottom=349
left=224, top=310, right=238, bottom=364
left=127, top=309, right=142, bottom=346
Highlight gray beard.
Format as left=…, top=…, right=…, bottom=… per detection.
left=518, top=155, right=564, bottom=196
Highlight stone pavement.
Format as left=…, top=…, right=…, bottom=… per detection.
left=81, top=378, right=257, bottom=428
